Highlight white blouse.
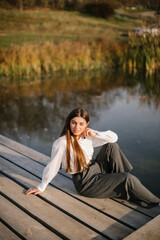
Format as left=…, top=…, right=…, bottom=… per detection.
left=37, top=129, right=118, bottom=192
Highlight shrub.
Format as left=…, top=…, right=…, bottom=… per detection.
left=80, top=1, right=115, bottom=18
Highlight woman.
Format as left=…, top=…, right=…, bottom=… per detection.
left=25, top=108, right=159, bottom=208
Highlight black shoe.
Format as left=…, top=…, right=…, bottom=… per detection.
left=140, top=202, right=159, bottom=209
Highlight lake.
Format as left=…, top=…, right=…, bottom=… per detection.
left=0, top=70, right=160, bottom=198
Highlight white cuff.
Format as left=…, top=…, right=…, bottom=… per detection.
left=37, top=182, right=47, bottom=192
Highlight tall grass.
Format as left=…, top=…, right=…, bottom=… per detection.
left=125, top=32, right=160, bottom=74
left=0, top=34, right=159, bottom=80
left=0, top=40, right=108, bottom=79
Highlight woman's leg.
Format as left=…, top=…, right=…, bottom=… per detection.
left=124, top=173, right=159, bottom=207
left=95, top=143, right=133, bottom=174
left=93, top=143, right=159, bottom=207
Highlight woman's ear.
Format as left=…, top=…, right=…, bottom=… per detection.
left=87, top=122, right=89, bottom=127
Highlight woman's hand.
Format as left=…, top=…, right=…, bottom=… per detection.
left=25, top=188, right=42, bottom=196
left=81, top=128, right=97, bottom=138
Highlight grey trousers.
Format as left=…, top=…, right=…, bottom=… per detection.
left=72, top=143, right=160, bottom=208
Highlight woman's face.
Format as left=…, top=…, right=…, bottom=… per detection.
left=70, top=117, right=88, bottom=136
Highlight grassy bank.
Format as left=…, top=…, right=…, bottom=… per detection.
left=0, top=9, right=159, bottom=79
left=0, top=9, right=142, bottom=48
left=0, top=34, right=159, bottom=79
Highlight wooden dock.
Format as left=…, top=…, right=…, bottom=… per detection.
left=0, top=134, right=160, bottom=240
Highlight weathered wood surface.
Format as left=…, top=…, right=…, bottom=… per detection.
left=123, top=215, right=160, bottom=240
left=0, top=145, right=153, bottom=228
left=0, top=134, right=159, bottom=218
left=0, top=134, right=160, bottom=240
left=0, top=222, right=21, bottom=240
left=1, top=175, right=105, bottom=240
left=1, top=194, right=61, bottom=240
left=0, top=134, right=50, bottom=163
left=0, top=158, right=134, bottom=239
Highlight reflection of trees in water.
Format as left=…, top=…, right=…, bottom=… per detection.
left=0, top=70, right=159, bottom=142
left=125, top=72, right=160, bottom=110
left=0, top=91, right=121, bottom=141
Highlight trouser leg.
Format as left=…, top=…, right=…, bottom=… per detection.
left=94, top=143, right=159, bottom=206
left=77, top=170, right=160, bottom=205
left=125, top=173, right=160, bottom=205
left=95, top=143, right=133, bottom=174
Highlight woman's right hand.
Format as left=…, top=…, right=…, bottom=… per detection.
left=25, top=188, right=42, bottom=196
left=81, top=128, right=96, bottom=138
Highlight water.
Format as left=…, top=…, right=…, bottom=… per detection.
left=0, top=70, right=160, bottom=197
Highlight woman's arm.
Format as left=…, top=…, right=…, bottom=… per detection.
left=83, top=128, right=118, bottom=147
left=25, top=137, right=66, bottom=195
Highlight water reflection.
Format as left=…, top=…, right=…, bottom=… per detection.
left=0, top=71, right=160, bottom=197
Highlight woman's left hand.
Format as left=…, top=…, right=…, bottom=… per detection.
left=81, top=128, right=96, bottom=138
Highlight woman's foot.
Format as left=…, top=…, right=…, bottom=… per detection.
left=140, top=201, right=159, bottom=209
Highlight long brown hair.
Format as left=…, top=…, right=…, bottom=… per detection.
left=60, top=108, right=89, bottom=173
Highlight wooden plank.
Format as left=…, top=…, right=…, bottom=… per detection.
left=0, top=145, right=154, bottom=229
left=47, top=174, right=158, bottom=226
left=123, top=215, right=160, bottom=240
left=0, top=222, right=21, bottom=240
left=0, top=134, right=50, bottom=163
left=0, top=145, right=157, bottom=227
left=0, top=135, right=159, bottom=217
left=111, top=198, right=160, bottom=217
left=0, top=195, right=61, bottom=240
left=0, top=175, right=105, bottom=240
left=0, top=157, right=134, bottom=240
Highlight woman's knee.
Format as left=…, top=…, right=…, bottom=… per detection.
left=107, top=142, right=119, bottom=149
left=99, top=143, right=119, bottom=155
left=125, top=173, right=140, bottom=189
left=106, top=142, right=120, bottom=154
